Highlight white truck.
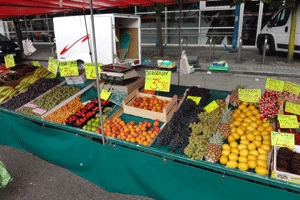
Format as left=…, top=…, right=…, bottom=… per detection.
left=53, top=14, right=141, bottom=67
left=257, top=5, right=300, bottom=55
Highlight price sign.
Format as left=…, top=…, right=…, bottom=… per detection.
left=32, top=61, right=40, bottom=67
left=283, top=81, right=300, bottom=95
left=4, top=54, right=15, bottom=68
left=271, top=131, right=295, bottom=149
left=59, top=60, right=79, bottom=77
left=24, top=103, right=38, bottom=108
left=32, top=108, right=47, bottom=115
left=100, top=89, right=111, bottom=101
left=204, top=101, right=219, bottom=113
left=278, top=115, right=299, bottom=129
left=285, top=101, right=300, bottom=115
left=84, top=63, right=102, bottom=79
left=47, top=57, right=59, bottom=77
left=265, top=78, right=284, bottom=92
left=187, top=96, right=201, bottom=105
left=238, top=89, right=261, bottom=103
left=145, top=70, right=171, bottom=92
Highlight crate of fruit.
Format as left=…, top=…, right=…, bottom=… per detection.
left=122, top=89, right=177, bottom=122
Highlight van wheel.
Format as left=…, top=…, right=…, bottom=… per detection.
left=258, top=38, right=274, bottom=56
left=77, top=60, right=85, bottom=69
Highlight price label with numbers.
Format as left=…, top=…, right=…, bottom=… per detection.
left=265, top=78, right=284, bottom=92
left=47, top=57, right=59, bottom=77
left=187, top=96, right=201, bottom=105
left=285, top=101, right=300, bottom=115
left=283, top=81, right=300, bottom=96
left=144, top=70, right=171, bottom=92
left=32, top=61, right=40, bottom=67
left=84, top=63, right=102, bottom=79
left=32, top=108, right=47, bottom=115
left=4, top=54, right=15, bottom=68
left=100, top=89, right=111, bottom=101
left=238, top=89, right=261, bottom=103
left=278, top=115, right=299, bottom=129
left=204, top=101, right=219, bottom=113
left=59, top=60, right=79, bottom=77
left=271, top=131, right=295, bottom=149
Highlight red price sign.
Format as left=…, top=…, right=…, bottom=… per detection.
left=144, top=70, right=171, bottom=92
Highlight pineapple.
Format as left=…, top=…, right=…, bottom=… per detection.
left=230, top=84, right=247, bottom=107
left=204, top=131, right=225, bottom=163
left=217, top=107, right=232, bottom=138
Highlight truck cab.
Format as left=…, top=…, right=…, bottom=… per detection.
left=257, top=5, right=300, bottom=55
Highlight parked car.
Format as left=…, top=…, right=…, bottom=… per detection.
left=0, top=33, right=22, bottom=62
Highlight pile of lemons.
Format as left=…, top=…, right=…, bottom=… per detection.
left=219, top=102, right=273, bottom=175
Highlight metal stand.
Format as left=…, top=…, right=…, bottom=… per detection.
left=262, top=35, right=267, bottom=64
left=209, top=37, right=215, bottom=62
left=237, top=36, right=243, bottom=63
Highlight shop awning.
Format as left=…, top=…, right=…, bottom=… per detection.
left=0, top=0, right=206, bottom=18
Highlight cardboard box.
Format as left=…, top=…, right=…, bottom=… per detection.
left=65, top=69, right=87, bottom=85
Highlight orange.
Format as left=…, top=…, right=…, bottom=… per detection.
left=236, top=127, right=245, bottom=136
left=140, top=136, right=146, bottom=141
left=248, top=105, right=256, bottom=110
left=240, top=135, right=247, bottom=140
left=230, top=123, right=235, bottom=128
left=262, top=122, right=270, bottom=128
left=253, top=140, right=262, bottom=148
left=252, top=109, right=259, bottom=115
left=256, top=119, right=263, bottom=125
left=231, top=127, right=237, bottom=133
left=246, top=133, right=255, bottom=142
left=248, top=143, right=257, bottom=151
left=233, top=121, right=241, bottom=126
left=232, top=113, right=239, bottom=118
left=241, top=122, right=250, bottom=127
left=143, top=141, right=149, bottom=146
left=246, top=110, right=253, bottom=117
left=265, top=125, right=274, bottom=132
left=240, top=140, right=250, bottom=145
left=250, top=122, right=258, bottom=128
left=244, top=118, right=252, bottom=123
left=130, top=138, right=136, bottom=143
left=242, top=107, right=249, bottom=113
left=255, top=135, right=263, bottom=141
left=240, top=113, right=247, bottom=118
left=250, top=116, right=257, bottom=122
left=246, top=126, right=255, bottom=132
left=147, top=137, right=152, bottom=143
left=263, top=135, right=271, bottom=141
left=227, top=135, right=236, bottom=143
left=238, top=104, right=246, bottom=110
left=261, top=130, right=269, bottom=136
left=138, top=140, right=143, bottom=145
left=235, top=117, right=244, bottom=122
left=126, top=138, right=131, bottom=142
left=242, top=102, right=249, bottom=106
left=257, top=126, right=264, bottom=132
left=253, top=130, right=261, bottom=136
left=232, top=133, right=240, bottom=140
left=235, top=109, right=242, bottom=114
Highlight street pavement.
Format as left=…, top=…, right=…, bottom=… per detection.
left=1, top=44, right=300, bottom=199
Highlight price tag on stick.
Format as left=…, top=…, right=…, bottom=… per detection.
left=283, top=81, right=300, bottom=96
left=265, top=78, right=284, bottom=92
left=204, top=101, right=219, bottom=113
left=187, top=96, right=201, bottom=105
left=285, top=102, right=300, bottom=115
left=59, top=60, right=79, bottom=77
left=238, top=89, right=261, bottom=103
left=100, top=89, right=111, bottom=101
left=144, top=70, right=171, bottom=92
left=47, top=57, right=59, bottom=77
left=271, top=131, right=295, bottom=149
left=278, top=115, right=299, bottom=129
left=84, top=63, right=102, bottom=79
left=32, top=61, right=40, bottom=67
left=4, top=54, right=15, bottom=68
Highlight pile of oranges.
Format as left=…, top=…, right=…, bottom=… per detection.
left=100, top=117, right=161, bottom=146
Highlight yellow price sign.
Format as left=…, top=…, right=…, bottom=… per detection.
left=278, top=115, right=299, bottom=129
left=204, top=101, right=219, bottom=113
left=47, top=57, right=59, bottom=77
left=271, top=131, right=295, bottom=149
left=84, top=63, right=102, bottom=79
left=265, top=78, right=284, bottom=92
left=238, top=89, right=261, bottom=103
left=32, top=61, right=40, bottom=67
left=283, top=81, right=300, bottom=96
left=4, top=54, right=15, bottom=68
left=187, top=96, right=201, bottom=105
left=285, top=101, right=300, bottom=115
left=59, top=60, right=79, bottom=77
left=100, top=89, right=111, bottom=101
left=145, top=70, right=171, bottom=92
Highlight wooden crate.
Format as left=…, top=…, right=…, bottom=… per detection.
left=122, top=89, right=177, bottom=122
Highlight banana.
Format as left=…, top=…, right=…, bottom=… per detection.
left=9, top=90, right=18, bottom=98
left=1, top=88, right=14, bottom=96
left=28, top=77, right=39, bottom=84
left=0, top=86, right=13, bottom=93
left=17, top=85, right=28, bottom=91
left=18, top=88, right=28, bottom=93
left=5, top=89, right=16, bottom=97
left=0, top=96, right=9, bottom=103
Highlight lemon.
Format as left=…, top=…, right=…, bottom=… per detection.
left=238, top=104, right=246, bottom=110
left=249, top=149, right=259, bottom=156
left=257, top=154, right=268, bottom=161
left=257, top=125, right=264, bottom=132
left=246, top=126, right=255, bottom=132
left=231, top=148, right=239, bottom=155
left=241, top=122, right=250, bottom=127
left=222, top=144, right=231, bottom=150
left=232, top=133, right=240, bottom=140
left=234, top=109, right=242, bottom=114
left=257, top=159, right=268, bottom=168
left=242, top=102, right=248, bottom=106
left=238, top=162, right=249, bottom=171
left=238, top=156, right=248, bottom=163
left=257, top=147, right=268, bottom=155
left=230, top=141, right=238, bottom=149
left=248, top=105, right=256, bottom=110
left=246, top=111, right=253, bottom=117
left=219, top=155, right=228, bottom=165
left=255, top=166, right=268, bottom=175
left=249, top=116, right=257, bottom=122
left=263, top=135, right=271, bottom=140
left=248, top=143, right=257, bottom=151
left=236, top=127, right=245, bottom=136
left=248, top=160, right=257, bottom=169
left=235, top=117, right=243, bottom=122
left=260, top=130, right=269, bottom=136
left=265, top=125, right=274, bottom=132
left=222, top=149, right=231, bottom=157
left=248, top=154, right=257, bottom=161
left=227, top=135, right=236, bottom=143
left=262, top=122, right=270, bottom=128
left=240, top=113, right=247, bottom=118
left=228, top=153, right=238, bottom=161
left=262, top=140, right=271, bottom=145
left=261, top=144, right=271, bottom=152
left=232, top=113, right=239, bottom=118
left=256, top=119, right=262, bottom=125
left=246, top=133, right=255, bottom=142
left=231, top=127, right=237, bottom=133
left=250, top=122, right=258, bottom=128
left=252, top=140, right=262, bottom=148
left=240, top=139, right=250, bottom=145
left=226, top=161, right=238, bottom=169
left=253, top=130, right=261, bottom=135
left=242, top=107, right=249, bottom=113
left=252, top=109, right=259, bottom=115
left=233, top=121, right=241, bottom=126
left=255, top=135, right=262, bottom=141
left=238, top=144, right=247, bottom=151
left=240, top=135, right=247, bottom=140
left=240, top=149, right=249, bottom=157
left=244, top=118, right=252, bottom=124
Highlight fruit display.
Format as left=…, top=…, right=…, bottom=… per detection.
left=14, top=74, right=41, bottom=93
left=229, top=84, right=246, bottom=107
left=217, top=107, right=233, bottom=138
left=0, top=86, right=19, bottom=103
left=34, top=67, right=52, bottom=78
left=220, top=102, right=273, bottom=175
left=185, top=86, right=211, bottom=107
left=130, top=95, right=169, bottom=112
left=17, top=107, right=42, bottom=118
left=276, top=147, right=300, bottom=175
left=204, top=131, right=225, bottom=163
left=259, top=90, right=280, bottom=120
left=0, top=78, right=62, bottom=110
left=44, top=97, right=85, bottom=124
left=279, top=91, right=300, bottom=104
left=100, top=117, right=161, bottom=146
left=32, top=86, right=81, bottom=111
left=82, top=114, right=109, bottom=132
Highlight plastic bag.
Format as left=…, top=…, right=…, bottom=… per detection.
left=22, top=38, right=36, bottom=56
left=0, top=160, right=13, bottom=189
left=179, top=50, right=190, bottom=75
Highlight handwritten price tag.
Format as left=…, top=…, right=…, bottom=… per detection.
left=4, top=54, right=15, bottom=68
left=24, top=103, right=38, bottom=108
left=84, top=63, right=102, bottom=79
left=47, top=57, right=59, bottom=77
left=283, top=81, right=300, bottom=95
left=285, top=101, right=300, bottom=115
left=271, top=131, right=295, bottom=149
left=32, top=108, right=47, bottom=115
left=238, top=89, right=261, bottom=103
left=278, top=115, right=299, bottom=129
left=204, top=101, right=219, bottom=113
left=32, top=61, right=40, bottom=67
left=187, top=96, right=201, bottom=105
left=265, top=78, right=284, bottom=92
left=59, top=60, right=79, bottom=77
left=100, top=89, right=111, bottom=101
left=145, top=70, right=171, bottom=92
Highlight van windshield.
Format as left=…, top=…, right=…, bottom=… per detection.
left=0, top=34, right=10, bottom=42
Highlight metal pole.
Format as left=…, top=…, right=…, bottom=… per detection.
left=213, top=38, right=215, bottom=59
left=178, top=0, right=182, bottom=86
left=209, top=37, right=212, bottom=62
left=89, top=0, right=105, bottom=145
left=238, top=36, right=242, bottom=63
left=262, top=35, right=267, bottom=64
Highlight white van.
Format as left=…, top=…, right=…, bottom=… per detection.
left=257, top=5, right=300, bottom=55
